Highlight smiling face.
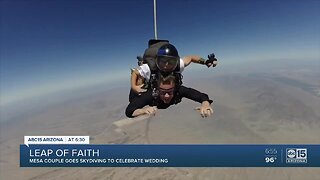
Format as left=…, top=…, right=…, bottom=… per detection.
left=159, top=81, right=175, bottom=104
left=158, top=74, right=177, bottom=104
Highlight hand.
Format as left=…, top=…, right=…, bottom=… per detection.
left=132, top=84, right=147, bottom=94
left=195, top=101, right=213, bottom=118
left=132, top=106, right=157, bottom=117
left=142, top=106, right=157, bottom=116
left=205, top=53, right=218, bottom=68
left=137, top=56, right=144, bottom=66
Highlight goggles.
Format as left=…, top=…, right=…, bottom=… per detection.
left=159, top=88, right=175, bottom=96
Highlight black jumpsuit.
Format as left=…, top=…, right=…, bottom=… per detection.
left=125, top=86, right=213, bottom=118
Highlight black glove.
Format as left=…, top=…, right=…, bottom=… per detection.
left=205, top=53, right=217, bottom=68
left=137, top=56, right=144, bottom=66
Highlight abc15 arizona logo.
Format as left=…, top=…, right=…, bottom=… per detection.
left=286, top=148, right=307, bottom=163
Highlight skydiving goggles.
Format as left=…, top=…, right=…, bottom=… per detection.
left=158, top=87, right=175, bottom=96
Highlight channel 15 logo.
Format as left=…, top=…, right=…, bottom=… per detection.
left=286, top=148, right=307, bottom=163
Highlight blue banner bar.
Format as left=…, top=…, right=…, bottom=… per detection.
left=20, top=144, right=320, bottom=167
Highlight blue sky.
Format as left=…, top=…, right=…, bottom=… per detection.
left=1, top=0, right=319, bottom=105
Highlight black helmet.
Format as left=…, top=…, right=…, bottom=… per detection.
left=156, top=44, right=179, bottom=72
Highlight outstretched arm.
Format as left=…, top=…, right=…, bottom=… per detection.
left=132, top=106, right=157, bottom=117
left=179, top=86, right=214, bottom=118
left=182, top=54, right=218, bottom=68
left=182, top=55, right=202, bottom=67
left=125, top=90, right=155, bottom=118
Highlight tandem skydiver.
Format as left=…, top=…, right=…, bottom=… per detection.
left=125, top=40, right=217, bottom=118
left=129, top=41, right=218, bottom=102
left=125, top=74, right=214, bottom=118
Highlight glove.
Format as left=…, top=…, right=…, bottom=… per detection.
left=205, top=53, right=217, bottom=68
left=137, top=56, right=144, bottom=66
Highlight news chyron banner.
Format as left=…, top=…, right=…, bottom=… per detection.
left=21, top=136, right=320, bottom=167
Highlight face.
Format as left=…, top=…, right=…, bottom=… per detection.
left=159, top=82, right=175, bottom=104
left=157, top=56, right=178, bottom=72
